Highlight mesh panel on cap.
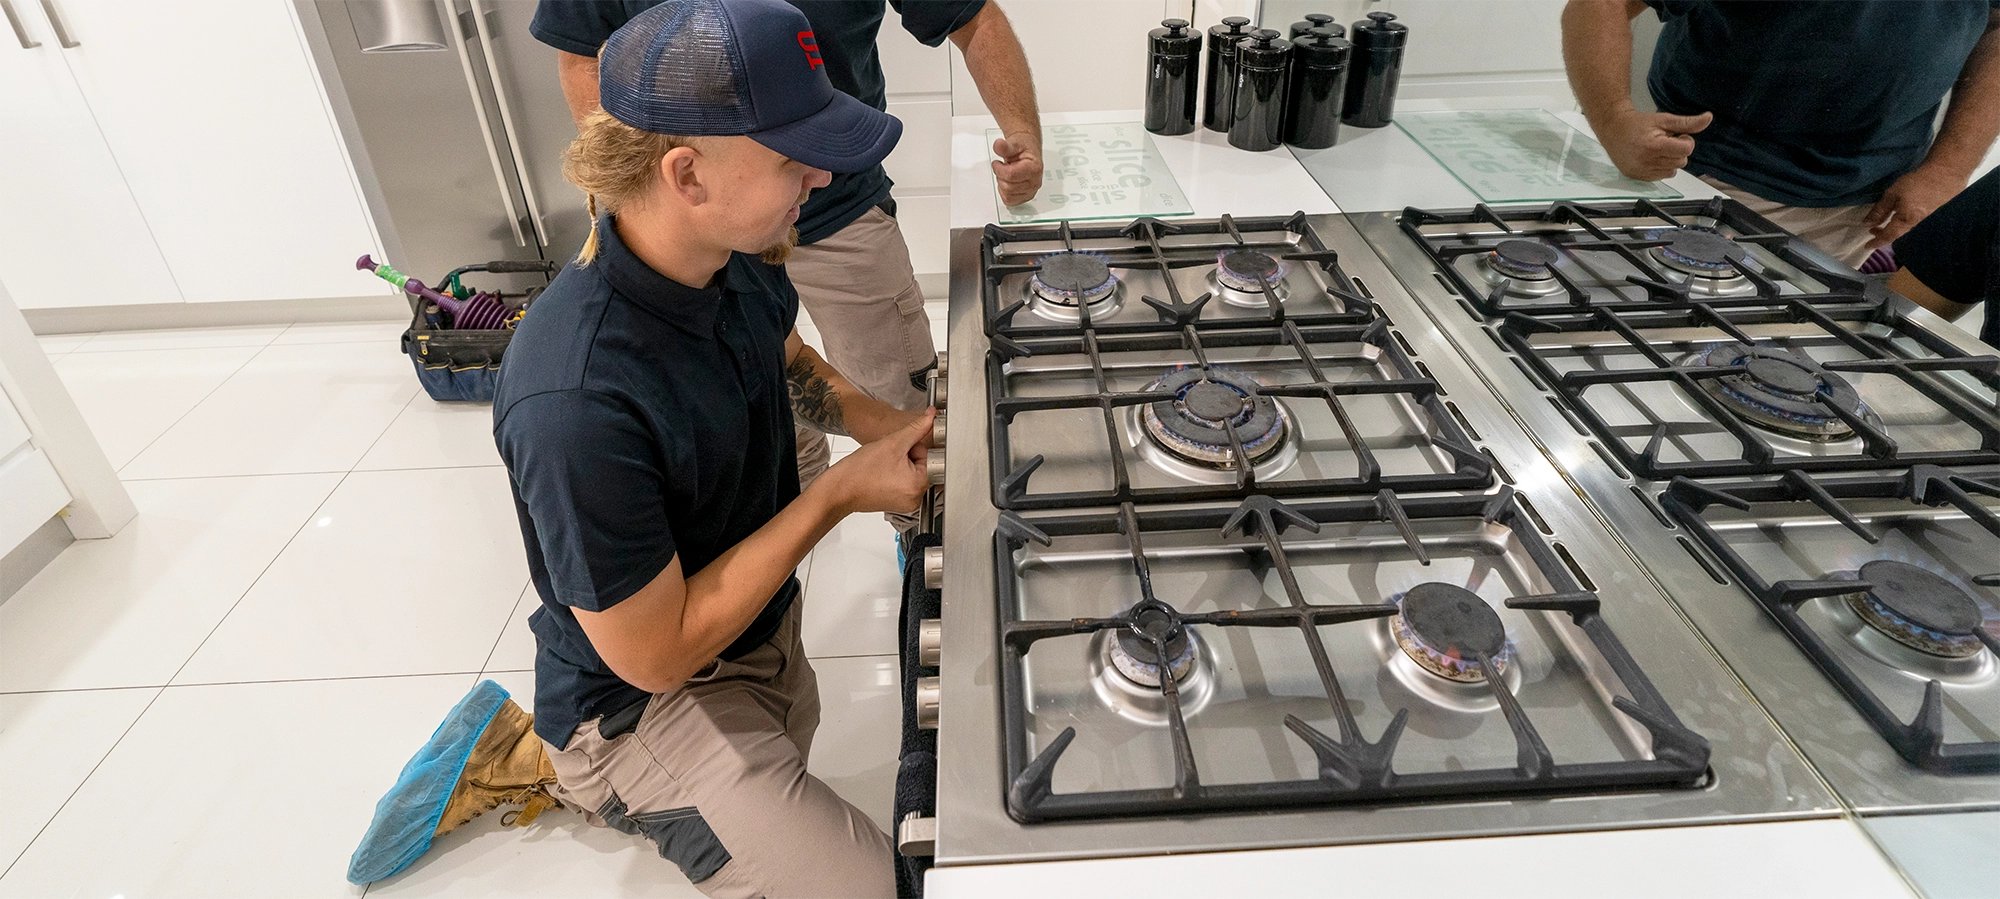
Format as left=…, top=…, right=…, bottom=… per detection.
left=600, top=0, right=756, bottom=135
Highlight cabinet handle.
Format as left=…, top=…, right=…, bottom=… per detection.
left=3, top=0, right=39, bottom=48
left=36, top=0, right=73, bottom=47
left=445, top=1, right=526, bottom=247
left=468, top=0, right=549, bottom=247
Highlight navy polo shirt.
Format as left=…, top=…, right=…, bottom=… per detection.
left=1646, top=1, right=1996, bottom=207
left=494, top=215, right=801, bottom=748
left=1896, top=166, right=2000, bottom=348
left=531, top=0, right=983, bottom=244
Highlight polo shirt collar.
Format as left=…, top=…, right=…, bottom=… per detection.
left=596, top=214, right=758, bottom=335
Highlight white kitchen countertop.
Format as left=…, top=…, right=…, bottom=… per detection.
left=950, top=109, right=1341, bottom=229
left=928, top=818, right=1913, bottom=898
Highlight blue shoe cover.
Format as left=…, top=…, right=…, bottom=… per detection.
left=347, top=679, right=510, bottom=884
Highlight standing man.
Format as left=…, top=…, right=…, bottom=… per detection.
left=534, top=0, right=1041, bottom=491
left=350, top=1, right=936, bottom=893
left=1563, top=0, right=2000, bottom=265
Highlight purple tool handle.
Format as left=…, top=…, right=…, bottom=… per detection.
left=404, top=278, right=468, bottom=315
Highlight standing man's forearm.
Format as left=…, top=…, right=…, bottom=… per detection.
left=1923, top=13, right=2000, bottom=181
left=1563, top=0, right=1649, bottom=127
left=558, top=50, right=601, bottom=127
left=950, top=3, right=1043, bottom=205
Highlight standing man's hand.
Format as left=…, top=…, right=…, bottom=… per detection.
left=1595, top=108, right=1712, bottom=181
left=992, top=132, right=1043, bottom=207
left=1865, top=163, right=1971, bottom=250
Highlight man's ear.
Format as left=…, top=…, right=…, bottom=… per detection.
left=661, top=145, right=706, bottom=207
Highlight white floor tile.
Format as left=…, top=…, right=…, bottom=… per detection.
left=0, top=675, right=473, bottom=899
left=34, top=332, right=94, bottom=356
left=54, top=345, right=262, bottom=470
left=805, top=654, right=902, bottom=834
left=482, top=584, right=539, bottom=674
left=828, top=434, right=860, bottom=458
left=0, top=687, right=159, bottom=873
left=0, top=474, right=341, bottom=692
left=273, top=320, right=410, bottom=346
left=120, top=341, right=419, bottom=479
left=72, top=324, right=285, bottom=353
left=174, top=467, right=528, bottom=684
left=355, top=394, right=502, bottom=471
left=802, top=514, right=902, bottom=659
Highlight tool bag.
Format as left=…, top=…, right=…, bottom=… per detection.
left=396, top=260, right=556, bottom=403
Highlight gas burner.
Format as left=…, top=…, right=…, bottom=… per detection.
left=1390, top=583, right=1513, bottom=683
left=1477, top=239, right=1567, bottom=297
left=1138, top=366, right=1291, bottom=470
left=1690, top=343, right=1876, bottom=441
left=1208, top=249, right=1291, bottom=308
left=1648, top=227, right=1758, bottom=296
left=1108, top=602, right=1198, bottom=688
left=1026, top=251, right=1122, bottom=321
left=1845, top=561, right=1987, bottom=660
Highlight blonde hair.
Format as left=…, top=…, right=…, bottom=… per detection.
left=561, top=109, right=697, bottom=265
left=561, top=109, right=798, bottom=267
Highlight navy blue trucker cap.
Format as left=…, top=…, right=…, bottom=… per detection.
left=599, top=0, right=902, bottom=174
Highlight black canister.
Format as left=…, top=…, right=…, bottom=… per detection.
left=1342, top=10, right=1408, bottom=128
left=1287, top=13, right=1340, bottom=39
left=1145, top=18, right=1202, bottom=135
left=1283, top=27, right=1351, bottom=149
left=1228, top=29, right=1290, bottom=152
left=1202, top=15, right=1252, bottom=133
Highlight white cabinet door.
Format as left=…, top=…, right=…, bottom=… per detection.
left=50, top=0, right=386, bottom=304
left=0, top=0, right=181, bottom=310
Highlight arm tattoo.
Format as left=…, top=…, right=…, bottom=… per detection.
left=787, top=352, right=849, bottom=436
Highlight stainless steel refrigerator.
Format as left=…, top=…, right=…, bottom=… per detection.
left=296, top=0, right=588, bottom=294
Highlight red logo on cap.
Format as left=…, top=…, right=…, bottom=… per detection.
left=797, top=31, right=823, bottom=70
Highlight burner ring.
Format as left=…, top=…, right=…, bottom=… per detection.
left=1693, top=343, right=1869, bottom=441
left=1109, top=602, right=1198, bottom=688
left=1140, top=366, right=1288, bottom=468
left=1650, top=227, right=1747, bottom=277
left=1029, top=251, right=1117, bottom=306
left=1845, top=561, right=1987, bottom=659
left=1391, top=583, right=1511, bottom=683
left=1487, top=239, right=1559, bottom=280
left=1216, top=249, right=1285, bottom=294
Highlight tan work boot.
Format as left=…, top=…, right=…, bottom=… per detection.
left=437, top=695, right=562, bottom=834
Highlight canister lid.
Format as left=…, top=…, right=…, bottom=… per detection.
left=1290, top=27, right=1352, bottom=66
left=1150, top=17, right=1201, bottom=53
left=1236, top=28, right=1290, bottom=66
left=1351, top=10, right=1408, bottom=48
left=1208, top=15, right=1251, bottom=39
left=1288, top=13, right=1337, bottom=38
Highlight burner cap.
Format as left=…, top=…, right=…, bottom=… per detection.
left=1110, top=601, right=1197, bottom=687
left=1489, top=239, right=1559, bottom=279
left=1694, top=343, right=1867, bottom=441
left=1393, top=583, right=1509, bottom=683
left=1216, top=249, right=1286, bottom=293
left=1653, top=227, right=1747, bottom=276
left=1030, top=251, right=1116, bottom=305
left=1140, top=366, right=1288, bottom=468
left=1862, top=561, right=1983, bottom=635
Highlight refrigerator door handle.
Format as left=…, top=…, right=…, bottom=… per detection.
left=3, top=0, right=40, bottom=49
left=467, top=0, right=549, bottom=248
left=36, top=0, right=74, bottom=47
left=445, top=1, right=526, bottom=247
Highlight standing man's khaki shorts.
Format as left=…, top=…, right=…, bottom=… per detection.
left=1698, top=175, right=1877, bottom=267
left=785, top=205, right=937, bottom=488
left=543, top=602, right=895, bottom=898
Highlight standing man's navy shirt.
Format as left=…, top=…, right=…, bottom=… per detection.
left=1646, top=0, right=1996, bottom=207
left=494, top=216, right=801, bottom=748
left=532, top=0, right=983, bottom=244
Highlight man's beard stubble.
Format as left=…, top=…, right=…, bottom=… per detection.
left=759, top=226, right=800, bottom=266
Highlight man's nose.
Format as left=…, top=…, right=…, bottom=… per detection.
left=806, top=168, right=832, bottom=190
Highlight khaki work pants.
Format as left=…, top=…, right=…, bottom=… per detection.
left=785, top=206, right=937, bottom=489
left=543, top=603, right=895, bottom=898
left=1698, top=175, right=1877, bottom=267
